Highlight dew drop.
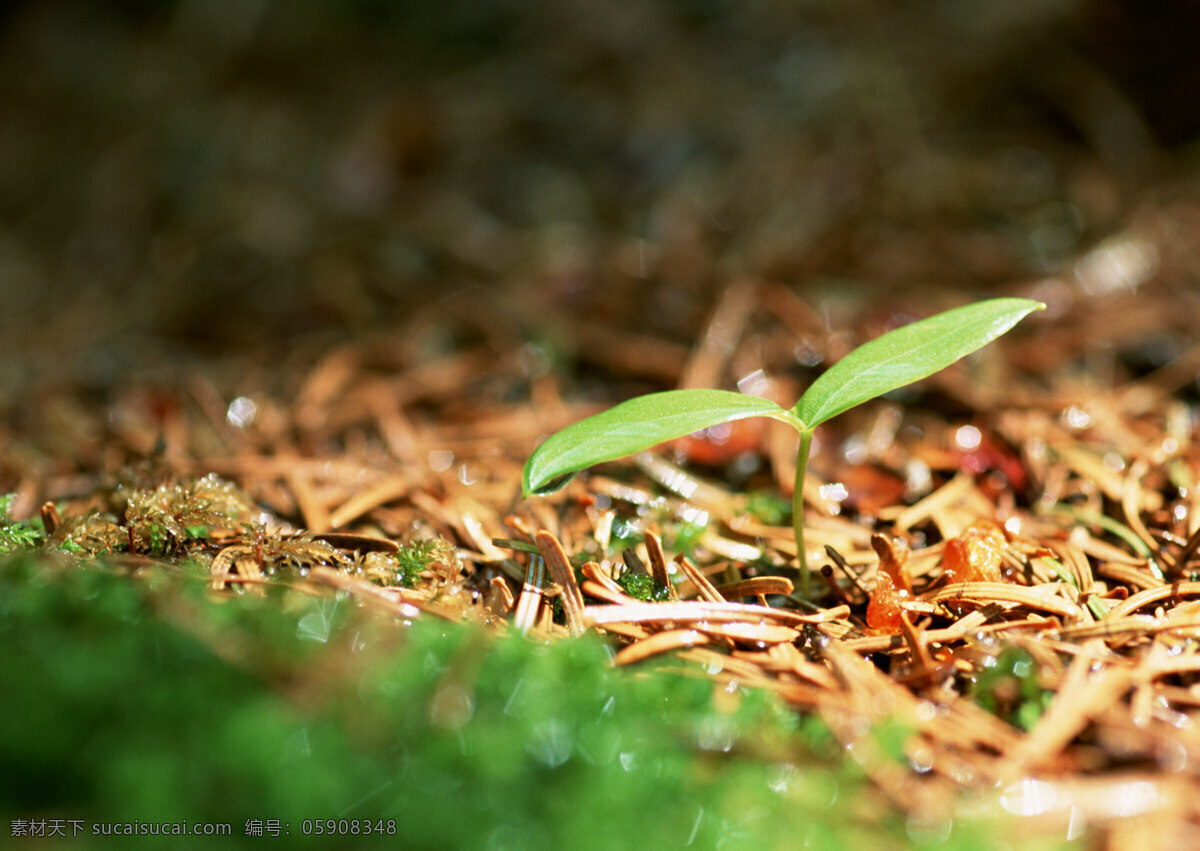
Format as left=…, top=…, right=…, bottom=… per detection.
left=226, top=396, right=257, bottom=429
left=908, top=745, right=934, bottom=774
left=1062, top=406, right=1091, bottom=430
left=819, top=482, right=848, bottom=503
left=954, top=425, right=981, bottom=450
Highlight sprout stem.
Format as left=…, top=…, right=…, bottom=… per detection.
left=793, top=429, right=813, bottom=599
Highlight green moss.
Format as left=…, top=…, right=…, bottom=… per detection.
left=0, top=495, right=42, bottom=553
left=743, top=491, right=792, bottom=526
left=871, top=716, right=916, bottom=764
left=971, top=646, right=1053, bottom=731
left=394, top=537, right=452, bottom=587
left=662, top=517, right=706, bottom=558
left=120, top=474, right=254, bottom=555
left=615, top=569, right=670, bottom=602
left=0, top=555, right=1056, bottom=849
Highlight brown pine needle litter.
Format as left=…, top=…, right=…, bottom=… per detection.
left=16, top=264, right=1200, bottom=845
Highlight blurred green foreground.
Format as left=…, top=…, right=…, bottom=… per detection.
left=0, top=556, right=1012, bottom=850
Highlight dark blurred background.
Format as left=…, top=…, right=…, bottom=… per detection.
left=1, top=0, right=1198, bottom=402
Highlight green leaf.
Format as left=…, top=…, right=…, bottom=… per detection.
left=793, top=298, right=1043, bottom=428
left=523, top=389, right=789, bottom=495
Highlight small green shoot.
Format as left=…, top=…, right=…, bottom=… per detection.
left=1042, top=554, right=1111, bottom=619
left=1051, top=504, right=1152, bottom=558
left=0, top=495, right=42, bottom=553
left=523, top=298, right=1044, bottom=599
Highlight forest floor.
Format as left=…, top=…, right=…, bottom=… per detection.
left=5, top=2, right=1200, bottom=847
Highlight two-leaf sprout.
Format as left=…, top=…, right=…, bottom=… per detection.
left=523, top=297, right=1044, bottom=599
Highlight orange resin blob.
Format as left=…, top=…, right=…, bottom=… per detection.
left=866, top=534, right=911, bottom=632
left=866, top=569, right=911, bottom=632
left=941, top=519, right=1006, bottom=584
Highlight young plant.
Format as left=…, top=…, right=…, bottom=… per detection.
left=523, top=298, right=1043, bottom=599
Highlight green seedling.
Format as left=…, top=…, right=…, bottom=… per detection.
left=523, top=298, right=1043, bottom=599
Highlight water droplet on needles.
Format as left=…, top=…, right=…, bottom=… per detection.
left=915, top=700, right=939, bottom=723
left=1062, top=406, right=1091, bottom=430
left=908, top=745, right=934, bottom=774
left=818, top=482, right=848, bottom=503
